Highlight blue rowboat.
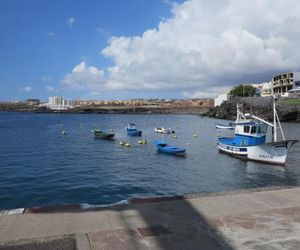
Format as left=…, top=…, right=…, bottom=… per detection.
left=153, top=140, right=186, bottom=156
left=125, top=123, right=142, bottom=136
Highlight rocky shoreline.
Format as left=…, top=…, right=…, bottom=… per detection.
left=203, top=97, right=300, bottom=122
left=2, top=98, right=300, bottom=122
left=0, top=104, right=209, bottom=115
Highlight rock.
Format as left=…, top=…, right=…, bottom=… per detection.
left=203, top=97, right=300, bottom=122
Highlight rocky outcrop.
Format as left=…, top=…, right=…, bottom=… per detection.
left=204, top=97, right=300, bottom=122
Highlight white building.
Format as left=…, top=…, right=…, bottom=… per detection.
left=214, top=93, right=228, bottom=107
left=47, top=96, right=74, bottom=110
left=252, top=81, right=272, bottom=97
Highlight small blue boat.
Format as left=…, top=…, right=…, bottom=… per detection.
left=153, top=140, right=186, bottom=156
left=125, top=123, right=142, bottom=136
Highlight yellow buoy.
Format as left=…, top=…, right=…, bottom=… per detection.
left=138, top=139, right=148, bottom=144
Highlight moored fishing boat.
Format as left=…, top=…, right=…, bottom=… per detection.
left=125, top=123, right=142, bottom=136
left=154, top=127, right=175, bottom=134
left=217, top=99, right=298, bottom=165
left=91, top=129, right=115, bottom=140
left=215, top=123, right=234, bottom=130
left=153, top=140, right=186, bottom=156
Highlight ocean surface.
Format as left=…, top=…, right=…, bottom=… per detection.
left=0, top=112, right=299, bottom=210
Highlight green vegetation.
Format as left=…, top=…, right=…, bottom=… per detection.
left=278, top=98, right=300, bottom=105
left=229, top=84, right=256, bottom=97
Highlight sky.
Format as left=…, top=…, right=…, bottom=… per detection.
left=1, top=0, right=300, bottom=101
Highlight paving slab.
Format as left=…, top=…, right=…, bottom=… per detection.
left=0, top=187, right=300, bottom=250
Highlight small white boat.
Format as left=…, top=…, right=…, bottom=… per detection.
left=217, top=99, right=298, bottom=165
left=215, top=123, right=234, bottom=130
left=154, top=127, right=174, bottom=134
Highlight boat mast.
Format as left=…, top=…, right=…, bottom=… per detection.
left=273, top=100, right=277, bottom=142
left=272, top=97, right=286, bottom=142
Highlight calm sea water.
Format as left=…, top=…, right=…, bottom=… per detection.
left=0, top=112, right=299, bottom=209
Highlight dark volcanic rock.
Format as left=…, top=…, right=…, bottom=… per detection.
left=203, top=97, right=300, bottom=122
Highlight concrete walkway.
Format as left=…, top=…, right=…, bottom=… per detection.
left=1, top=187, right=300, bottom=249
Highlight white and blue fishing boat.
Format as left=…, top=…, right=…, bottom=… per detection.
left=217, top=99, right=298, bottom=165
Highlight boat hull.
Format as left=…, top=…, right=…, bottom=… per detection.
left=127, top=130, right=142, bottom=136
left=217, top=140, right=298, bottom=165
left=154, top=140, right=186, bottom=156
left=154, top=128, right=172, bottom=134
left=92, top=130, right=115, bottom=140
left=215, top=123, right=234, bottom=130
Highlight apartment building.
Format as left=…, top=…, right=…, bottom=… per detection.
left=272, top=72, right=300, bottom=95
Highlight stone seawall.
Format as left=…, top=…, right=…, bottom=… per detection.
left=1, top=187, right=300, bottom=250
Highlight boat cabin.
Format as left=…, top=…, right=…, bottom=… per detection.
left=233, top=122, right=267, bottom=146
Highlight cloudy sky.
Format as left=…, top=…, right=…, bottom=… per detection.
left=1, top=0, right=300, bottom=101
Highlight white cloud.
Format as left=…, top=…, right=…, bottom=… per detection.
left=62, top=0, right=300, bottom=98
left=61, top=61, right=106, bottom=91
left=47, top=32, right=55, bottom=37
left=45, top=86, right=60, bottom=93
left=20, top=86, right=32, bottom=92
left=66, top=17, right=75, bottom=28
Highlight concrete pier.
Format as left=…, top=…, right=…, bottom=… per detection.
left=1, top=187, right=300, bottom=249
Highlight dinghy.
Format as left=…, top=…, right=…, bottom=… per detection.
left=154, top=127, right=175, bottom=134
left=91, top=129, right=115, bottom=140
left=215, top=123, right=234, bottom=130
left=153, top=140, right=186, bottom=156
left=125, top=123, right=142, bottom=136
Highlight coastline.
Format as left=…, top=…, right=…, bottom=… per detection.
left=0, top=105, right=210, bottom=115
left=203, top=96, right=300, bottom=122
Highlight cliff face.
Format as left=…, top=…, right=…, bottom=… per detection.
left=204, top=97, right=300, bottom=122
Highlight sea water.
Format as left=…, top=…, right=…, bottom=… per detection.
left=0, top=112, right=299, bottom=209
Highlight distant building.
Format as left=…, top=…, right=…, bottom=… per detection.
left=251, top=82, right=272, bottom=97
left=47, top=96, right=74, bottom=110
left=272, top=72, right=300, bottom=96
left=214, top=93, right=228, bottom=107
left=26, top=99, right=40, bottom=106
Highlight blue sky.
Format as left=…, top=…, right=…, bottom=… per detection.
left=0, top=0, right=183, bottom=101
left=1, top=0, right=299, bottom=101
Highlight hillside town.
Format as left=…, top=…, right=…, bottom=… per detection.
left=1, top=71, right=300, bottom=114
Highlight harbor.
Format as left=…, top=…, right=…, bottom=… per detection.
left=1, top=187, right=300, bottom=249
left=1, top=112, right=300, bottom=210
left=2, top=0, right=300, bottom=249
